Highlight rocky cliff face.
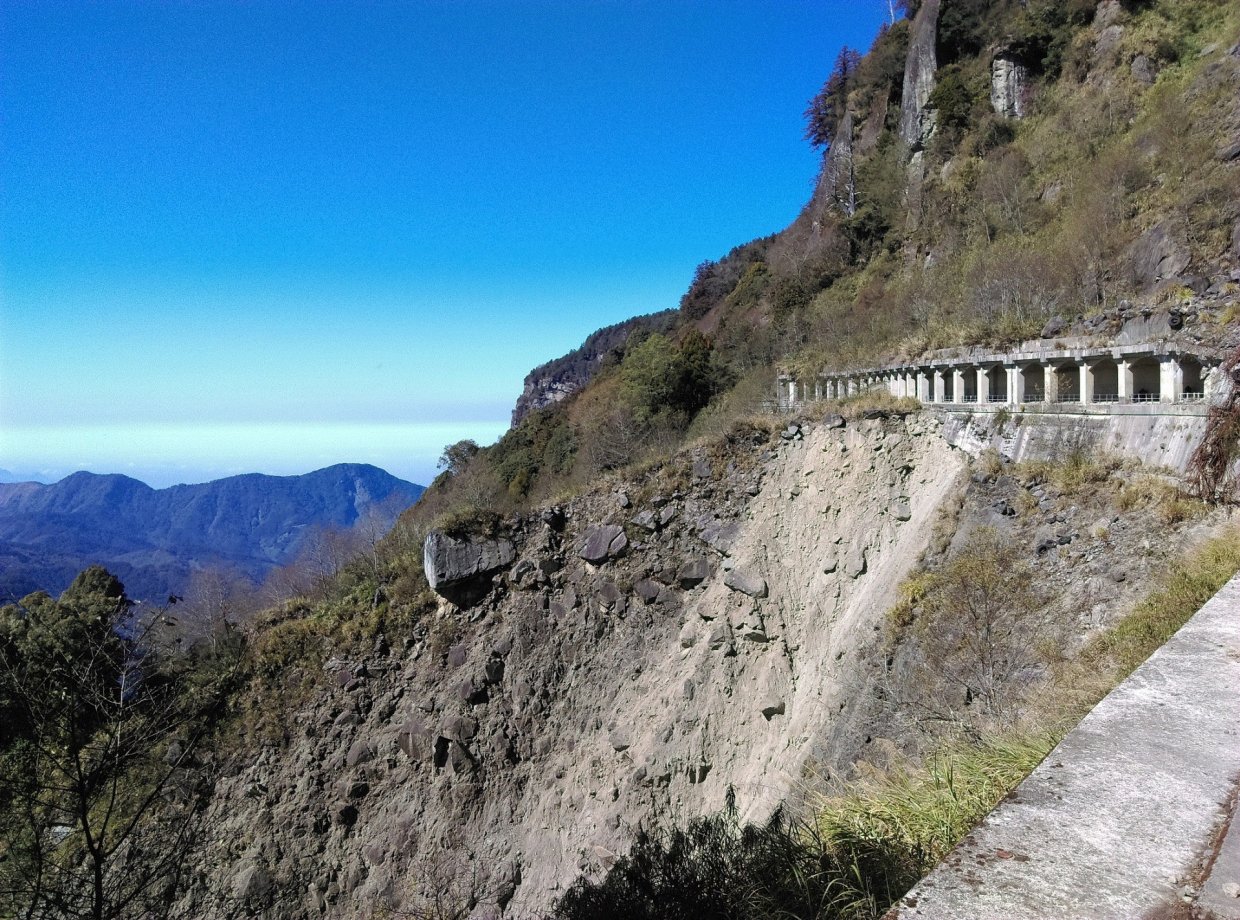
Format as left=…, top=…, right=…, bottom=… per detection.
left=170, top=409, right=1197, bottom=919
left=510, top=311, right=677, bottom=427
left=176, top=415, right=963, bottom=918
left=898, top=0, right=940, bottom=152
left=819, top=110, right=857, bottom=216
left=990, top=52, right=1029, bottom=118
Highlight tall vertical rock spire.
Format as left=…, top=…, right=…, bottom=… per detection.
left=898, top=0, right=942, bottom=152
left=899, top=0, right=941, bottom=230
left=820, top=110, right=857, bottom=216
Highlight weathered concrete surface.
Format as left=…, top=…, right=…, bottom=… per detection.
left=886, top=574, right=1240, bottom=920
left=938, top=407, right=1210, bottom=473
left=1197, top=792, right=1240, bottom=919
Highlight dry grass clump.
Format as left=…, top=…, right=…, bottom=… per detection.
left=1116, top=475, right=1209, bottom=525
left=808, top=732, right=1057, bottom=917
left=1012, top=452, right=1124, bottom=494
left=832, top=392, right=922, bottom=420
left=1078, top=525, right=1240, bottom=678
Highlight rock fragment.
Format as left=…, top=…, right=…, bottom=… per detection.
left=578, top=525, right=628, bottom=564
left=724, top=568, right=768, bottom=598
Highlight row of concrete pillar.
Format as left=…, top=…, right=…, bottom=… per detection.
left=783, top=353, right=1214, bottom=409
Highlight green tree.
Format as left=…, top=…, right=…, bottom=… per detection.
left=437, top=439, right=480, bottom=477
left=0, top=567, right=239, bottom=920
left=619, top=331, right=724, bottom=427
left=804, top=46, right=862, bottom=149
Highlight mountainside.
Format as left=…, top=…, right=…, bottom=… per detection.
left=511, top=310, right=678, bottom=427
left=6, top=3, right=1240, bottom=919
left=172, top=409, right=1231, bottom=919
left=0, top=464, right=424, bottom=601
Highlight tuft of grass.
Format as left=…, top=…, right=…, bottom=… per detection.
left=810, top=732, right=1057, bottom=917
left=885, top=568, right=936, bottom=633
left=1013, top=452, right=1123, bottom=494
left=833, top=391, right=922, bottom=419
left=1117, top=475, right=1209, bottom=525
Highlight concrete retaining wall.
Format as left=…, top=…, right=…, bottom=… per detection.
left=937, top=406, right=1210, bottom=473
left=884, top=574, right=1240, bottom=920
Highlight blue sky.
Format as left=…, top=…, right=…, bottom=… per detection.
left=0, top=1, right=889, bottom=488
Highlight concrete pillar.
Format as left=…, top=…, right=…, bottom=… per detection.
left=1118, top=358, right=1133, bottom=402
left=976, top=367, right=989, bottom=404
left=1008, top=366, right=1023, bottom=405
left=933, top=370, right=945, bottom=403
left=814, top=379, right=823, bottom=401
left=1043, top=364, right=1058, bottom=403
left=1079, top=361, right=1093, bottom=405
left=1160, top=356, right=1184, bottom=403
left=953, top=368, right=966, bottom=405
left=917, top=371, right=930, bottom=403
left=787, top=378, right=798, bottom=407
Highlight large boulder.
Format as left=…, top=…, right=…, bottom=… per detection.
left=1127, top=223, right=1189, bottom=289
left=676, top=556, right=710, bottom=588
left=724, top=568, right=767, bottom=598
left=423, top=530, right=516, bottom=602
left=577, top=524, right=628, bottom=564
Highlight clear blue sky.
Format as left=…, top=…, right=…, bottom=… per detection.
left=0, top=0, right=889, bottom=488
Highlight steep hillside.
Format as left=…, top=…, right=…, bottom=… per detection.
left=0, top=464, right=424, bottom=601
left=167, top=408, right=1222, bottom=919
left=172, top=3, right=1240, bottom=915
left=7, top=3, right=1240, bottom=919
left=498, top=0, right=1240, bottom=489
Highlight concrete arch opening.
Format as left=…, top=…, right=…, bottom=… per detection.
left=1055, top=364, right=1079, bottom=402
left=1091, top=359, right=1119, bottom=402
left=1130, top=357, right=1160, bottom=402
left=962, top=368, right=979, bottom=403
left=1020, top=364, right=1044, bottom=402
left=941, top=370, right=954, bottom=402
left=1182, top=357, right=1205, bottom=399
left=986, top=366, right=1006, bottom=402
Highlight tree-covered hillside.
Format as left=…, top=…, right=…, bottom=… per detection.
left=427, top=0, right=1240, bottom=516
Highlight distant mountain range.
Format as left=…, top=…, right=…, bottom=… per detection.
left=0, top=464, right=424, bottom=602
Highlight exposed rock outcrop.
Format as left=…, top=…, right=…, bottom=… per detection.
left=423, top=530, right=516, bottom=601
left=510, top=311, right=677, bottom=427
left=1127, top=222, right=1191, bottom=289
left=899, top=0, right=940, bottom=230
left=898, top=0, right=941, bottom=151
left=819, top=110, right=857, bottom=216
left=857, top=94, right=888, bottom=154
left=171, top=413, right=1211, bottom=920
left=990, top=52, right=1029, bottom=118
left=577, top=524, right=628, bottom=564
